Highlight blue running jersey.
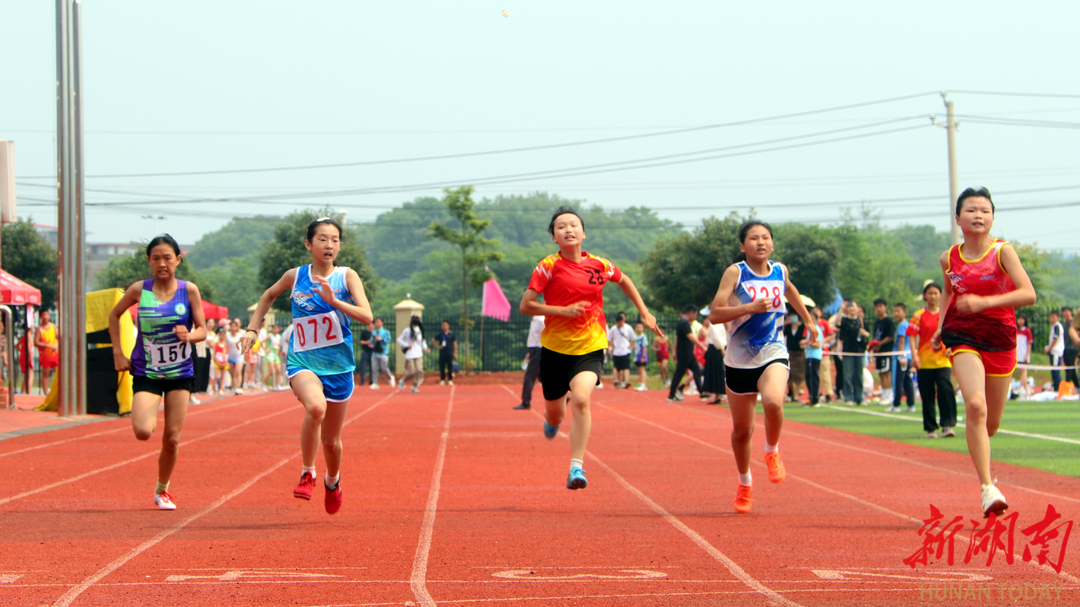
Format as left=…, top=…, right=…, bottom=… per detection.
left=725, top=261, right=788, bottom=369
left=286, top=265, right=356, bottom=377
left=130, top=279, right=194, bottom=379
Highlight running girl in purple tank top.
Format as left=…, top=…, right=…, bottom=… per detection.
left=108, top=235, right=208, bottom=510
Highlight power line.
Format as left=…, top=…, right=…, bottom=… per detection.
left=955, top=115, right=1080, bottom=129
left=950, top=90, right=1080, bottom=99
left=16, top=92, right=939, bottom=180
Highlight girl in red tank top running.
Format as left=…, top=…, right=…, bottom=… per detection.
left=932, top=187, right=1036, bottom=519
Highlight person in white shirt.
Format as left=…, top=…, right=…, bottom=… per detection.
left=397, top=315, right=428, bottom=393
left=515, top=315, right=546, bottom=410
left=606, top=312, right=636, bottom=389
left=1045, top=310, right=1065, bottom=391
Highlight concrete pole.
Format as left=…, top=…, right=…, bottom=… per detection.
left=945, top=98, right=961, bottom=245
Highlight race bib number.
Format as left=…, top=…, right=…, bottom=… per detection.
left=292, top=312, right=344, bottom=353
left=144, top=339, right=190, bottom=369
left=742, top=280, right=786, bottom=313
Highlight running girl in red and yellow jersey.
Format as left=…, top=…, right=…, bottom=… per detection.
left=520, top=206, right=662, bottom=490
left=708, top=220, right=817, bottom=514
left=932, top=187, right=1036, bottom=518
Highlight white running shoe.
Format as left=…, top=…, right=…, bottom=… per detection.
left=635, top=384, right=647, bottom=391
left=189, top=395, right=201, bottom=406
left=370, top=383, right=379, bottom=390
left=448, top=380, right=454, bottom=386
left=389, top=376, right=396, bottom=388
left=439, top=380, right=445, bottom=386
left=155, top=491, right=177, bottom=510
left=981, top=483, right=1008, bottom=518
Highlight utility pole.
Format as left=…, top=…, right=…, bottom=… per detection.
left=943, top=93, right=961, bottom=245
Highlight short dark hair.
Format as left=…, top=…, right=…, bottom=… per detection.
left=146, top=234, right=181, bottom=257
left=893, top=302, right=907, bottom=312
left=1049, top=310, right=1060, bottom=318
left=1062, top=307, right=1073, bottom=314
left=922, top=282, right=942, bottom=295
left=548, top=206, right=585, bottom=236
left=306, top=217, right=344, bottom=242
left=873, top=298, right=888, bottom=307
left=615, top=312, right=626, bottom=322
left=955, top=187, right=994, bottom=216
left=681, top=304, right=698, bottom=314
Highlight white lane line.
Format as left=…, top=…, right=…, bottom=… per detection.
left=410, top=386, right=455, bottom=607
left=659, top=398, right=1080, bottom=504
left=50, top=453, right=298, bottom=607
left=598, top=401, right=1080, bottom=586
left=49, top=393, right=394, bottom=607
left=818, top=403, right=1080, bottom=445
left=0, top=405, right=294, bottom=507
left=515, top=395, right=803, bottom=607
left=0, top=392, right=278, bottom=459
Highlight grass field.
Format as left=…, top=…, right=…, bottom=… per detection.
left=782, top=399, right=1080, bottom=478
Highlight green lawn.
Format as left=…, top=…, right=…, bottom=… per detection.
left=782, top=400, right=1080, bottom=478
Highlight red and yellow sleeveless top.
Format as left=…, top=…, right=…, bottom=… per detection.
left=527, top=251, right=621, bottom=356
left=941, top=239, right=1016, bottom=352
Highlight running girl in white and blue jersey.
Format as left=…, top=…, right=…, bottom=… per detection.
left=707, top=220, right=816, bottom=514
left=243, top=218, right=372, bottom=515
left=109, top=234, right=208, bottom=510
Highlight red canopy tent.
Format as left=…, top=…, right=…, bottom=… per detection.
left=0, top=269, right=42, bottom=306
left=201, top=300, right=229, bottom=321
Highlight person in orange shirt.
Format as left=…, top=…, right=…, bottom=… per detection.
left=520, top=206, right=662, bottom=490
left=907, top=282, right=955, bottom=440
left=934, top=187, right=1036, bottom=518
left=34, top=310, right=59, bottom=396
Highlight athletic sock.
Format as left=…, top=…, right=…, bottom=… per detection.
left=570, top=459, right=584, bottom=471
left=155, top=480, right=170, bottom=494
left=325, top=472, right=340, bottom=490
left=739, top=472, right=752, bottom=486
left=302, top=465, right=316, bottom=478
left=765, top=442, right=779, bottom=454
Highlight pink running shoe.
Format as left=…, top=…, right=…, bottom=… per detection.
left=325, top=482, right=343, bottom=514
left=294, top=472, right=316, bottom=500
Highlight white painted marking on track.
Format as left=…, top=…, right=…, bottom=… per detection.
left=0, top=392, right=277, bottom=459
left=598, top=399, right=1080, bottom=586
left=491, top=569, right=666, bottom=580
left=48, top=394, right=395, bottom=607
left=0, top=574, right=24, bottom=583
left=811, top=569, right=993, bottom=582
left=0, top=404, right=294, bottom=507
left=410, top=385, right=454, bottom=607
left=166, top=569, right=343, bottom=582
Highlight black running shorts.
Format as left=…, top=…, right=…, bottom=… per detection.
left=725, top=359, right=789, bottom=395
left=132, top=374, right=196, bottom=397
left=540, top=347, right=604, bottom=402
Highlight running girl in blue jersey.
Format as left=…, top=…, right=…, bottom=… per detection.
left=109, top=235, right=208, bottom=510
left=707, top=221, right=816, bottom=514
left=243, top=218, right=372, bottom=514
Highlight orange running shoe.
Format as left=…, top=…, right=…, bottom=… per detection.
left=765, top=451, right=786, bottom=484
left=733, top=484, right=754, bottom=514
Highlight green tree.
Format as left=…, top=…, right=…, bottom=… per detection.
left=772, top=223, right=840, bottom=308
left=94, top=248, right=215, bottom=301
left=425, top=186, right=504, bottom=372
left=185, top=216, right=281, bottom=270
left=199, top=256, right=260, bottom=319
left=1, top=218, right=58, bottom=309
left=258, top=208, right=378, bottom=312
left=640, top=213, right=745, bottom=311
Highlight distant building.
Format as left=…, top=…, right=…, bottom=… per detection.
left=31, top=225, right=192, bottom=290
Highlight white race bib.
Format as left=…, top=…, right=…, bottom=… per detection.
left=144, top=339, right=190, bottom=369
left=292, top=311, right=345, bottom=353
left=742, top=280, right=787, bottom=313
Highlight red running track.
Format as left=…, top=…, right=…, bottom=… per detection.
left=0, top=384, right=1078, bottom=606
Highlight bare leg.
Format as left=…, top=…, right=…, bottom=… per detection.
left=130, top=391, right=163, bottom=441
left=758, top=364, right=788, bottom=447
left=320, top=399, right=350, bottom=479
left=566, top=372, right=598, bottom=461
left=728, top=391, right=757, bottom=475
left=157, top=390, right=189, bottom=485
left=290, top=371, right=327, bottom=469
left=953, top=353, right=1012, bottom=486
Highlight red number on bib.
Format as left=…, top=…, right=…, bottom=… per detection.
left=747, top=285, right=757, bottom=300
left=323, top=316, right=338, bottom=341
left=772, top=287, right=782, bottom=308
left=307, top=318, right=319, bottom=344
left=295, top=323, right=306, bottom=347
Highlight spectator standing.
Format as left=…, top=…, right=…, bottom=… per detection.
left=701, top=318, right=727, bottom=403
left=514, top=315, right=545, bottom=409
left=815, top=307, right=835, bottom=403
left=907, top=282, right=956, bottom=438
left=871, top=298, right=896, bottom=405
left=801, top=312, right=823, bottom=407
left=667, top=305, right=705, bottom=401
left=34, top=309, right=59, bottom=396
left=397, top=315, right=427, bottom=393
left=653, top=329, right=671, bottom=388
left=889, top=302, right=916, bottom=412
left=1045, top=310, right=1064, bottom=392
left=632, top=321, right=650, bottom=392
left=828, top=309, right=844, bottom=401
left=357, top=322, right=374, bottom=386
left=433, top=320, right=457, bottom=386
left=1069, top=315, right=1080, bottom=390
left=1014, top=314, right=1033, bottom=398
left=1062, top=307, right=1079, bottom=387
left=784, top=314, right=806, bottom=402
left=369, top=317, right=395, bottom=390
left=607, top=312, right=635, bottom=389
left=838, top=300, right=869, bottom=405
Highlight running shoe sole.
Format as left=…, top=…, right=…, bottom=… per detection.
left=567, top=468, right=588, bottom=490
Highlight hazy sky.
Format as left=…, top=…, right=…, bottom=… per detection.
left=3, top=1, right=1078, bottom=253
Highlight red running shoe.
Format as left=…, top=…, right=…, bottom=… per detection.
left=294, top=472, right=316, bottom=500
left=325, top=482, right=343, bottom=514
left=733, top=484, right=753, bottom=514
left=765, top=451, right=786, bottom=484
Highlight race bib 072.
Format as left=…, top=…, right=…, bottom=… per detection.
left=291, top=311, right=345, bottom=353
